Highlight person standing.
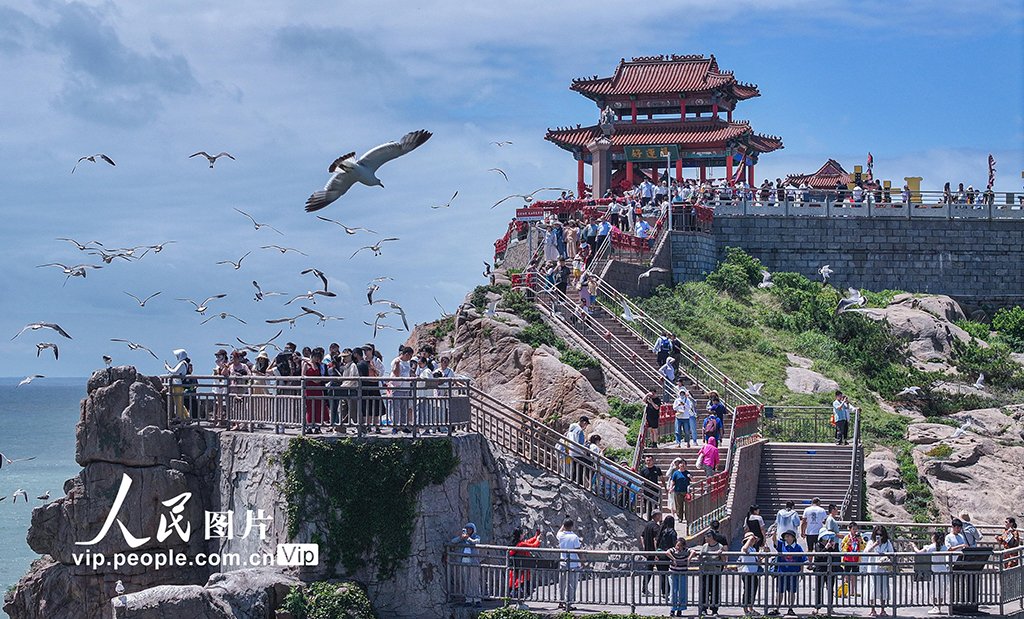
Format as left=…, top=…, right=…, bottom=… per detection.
left=640, top=509, right=663, bottom=595
left=705, top=392, right=726, bottom=445
left=669, top=459, right=693, bottom=523
left=643, top=390, right=662, bottom=449
left=659, top=357, right=676, bottom=403
left=656, top=515, right=679, bottom=600
left=667, top=538, right=689, bottom=616
left=996, top=517, right=1021, bottom=568
left=776, top=501, right=801, bottom=540
left=508, top=527, right=542, bottom=610
left=557, top=518, right=582, bottom=612
left=654, top=331, right=673, bottom=368
left=864, top=525, right=895, bottom=616
left=303, top=347, right=326, bottom=432
left=832, top=390, right=852, bottom=445
left=673, top=382, right=697, bottom=448
left=960, top=513, right=983, bottom=548
left=551, top=257, right=571, bottom=300
left=771, top=529, right=807, bottom=616
left=913, top=531, right=950, bottom=614
left=746, top=504, right=767, bottom=549
left=801, top=497, right=828, bottom=552
left=452, top=523, right=481, bottom=607
left=595, top=217, right=611, bottom=251
left=689, top=530, right=724, bottom=616
left=811, top=532, right=841, bottom=616
left=697, top=436, right=720, bottom=479
left=639, top=454, right=663, bottom=516
left=841, top=522, right=866, bottom=598
left=739, top=531, right=763, bottom=615
left=823, top=504, right=842, bottom=538
left=563, top=416, right=589, bottom=485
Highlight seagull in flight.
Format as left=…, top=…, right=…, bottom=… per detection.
left=142, top=241, right=177, bottom=254
left=17, top=375, right=45, bottom=387
left=252, top=281, right=286, bottom=302
left=950, top=419, right=972, bottom=439
left=819, top=264, right=833, bottom=285
left=103, top=355, right=112, bottom=367
left=895, top=386, right=921, bottom=397
left=304, top=129, right=433, bottom=212
left=621, top=300, right=636, bottom=323
left=973, top=373, right=985, bottom=390
left=125, top=291, right=161, bottom=307
left=236, top=330, right=283, bottom=351
left=745, top=381, right=765, bottom=396
left=637, top=266, right=669, bottom=285
left=234, top=208, right=283, bottom=234
left=300, top=307, right=345, bottom=326
left=483, top=301, right=498, bottom=318
left=87, top=248, right=133, bottom=264
left=201, top=313, right=246, bottom=325
left=266, top=313, right=310, bottom=328
left=836, top=287, right=866, bottom=314
left=36, top=343, right=59, bottom=360
left=488, top=168, right=509, bottom=182
left=314, top=216, right=377, bottom=235
left=284, top=290, right=336, bottom=306
left=110, top=339, right=159, bottom=358
left=115, top=580, right=125, bottom=596
left=490, top=141, right=513, bottom=147
left=431, top=191, right=458, bottom=209
left=363, top=314, right=399, bottom=338
left=369, top=276, right=393, bottom=284
left=261, top=245, right=308, bottom=256
left=176, top=294, right=226, bottom=315
left=38, top=262, right=102, bottom=285
left=366, top=284, right=379, bottom=305
left=56, top=238, right=103, bottom=251
left=12, top=322, right=72, bottom=341
left=189, top=151, right=235, bottom=168
left=0, top=453, right=37, bottom=469
left=758, top=270, right=774, bottom=288
left=72, top=154, right=115, bottom=173
left=490, top=188, right=568, bottom=209
left=12, top=489, right=28, bottom=503
left=372, top=299, right=409, bottom=331
left=483, top=262, right=491, bottom=277
left=216, top=252, right=250, bottom=270
left=434, top=296, right=447, bottom=316
left=301, top=268, right=330, bottom=292
left=351, top=238, right=400, bottom=259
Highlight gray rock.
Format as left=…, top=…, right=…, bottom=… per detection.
left=906, top=423, right=953, bottom=445
left=857, top=302, right=983, bottom=371
left=783, top=367, right=839, bottom=394
left=951, top=408, right=1023, bottom=438
left=863, top=448, right=914, bottom=521
left=784, top=353, right=813, bottom=369
left=110, top=569, right=301, bottom=619
left=77, top=373, right=179, bottom=467
left=891, top=294, right=967, bottom=323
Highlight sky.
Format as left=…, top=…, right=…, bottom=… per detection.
left=0, top=0, right=1021, bottom=378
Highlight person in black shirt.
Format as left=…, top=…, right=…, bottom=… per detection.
left=273, top=342, right=298, bottom=395
left=640, top=510, right=663, bottom=595
left=643, top=391, right=662, bottom=448
left=639, top=454, right=663, bottom=518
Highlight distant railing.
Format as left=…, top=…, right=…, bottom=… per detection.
left=704, top=189, right=1024, bottom=220
left=684, top=471, right=731, bottom=537
left=761, top=406, right=854, bottom=444
left=446, top=544, right=1024, bottom=617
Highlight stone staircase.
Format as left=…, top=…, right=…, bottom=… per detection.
left=754, top=443, right=859, bottom=524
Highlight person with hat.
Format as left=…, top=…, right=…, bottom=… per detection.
left=771, top=528, right=807, bottom=616
left=211, top=348, right=230, bottom=426
left=252, top=348, right=271, bottom=394
left=739, top=531, right=765, bottom=615
left=811, top=531, right=841, bottom=615
left=452, top=522, right=481, bottom=607
left=673, top=379, right=697, bottom=448
left=302, top=347, right=326, bottom=433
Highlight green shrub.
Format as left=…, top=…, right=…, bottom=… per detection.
left=471, top=284, right=510, bottom=310
left=283, top=582, right=377, bottom=619
left=518, top=323, right=559, bottom=348
left=706, top=263, right=752, bottom=299
left=952, top=339, right=1024, bottom=389
left=955, top=320, right=990, bottom=341
left=862, top=289, right=905, bottom=307
left=896, top=442, right=938, bottom=522
left=721, top=247, right=765, bottom=285
left=925, top=444, right=953, bottom=459
left=992, top=306, right=1024, bottom=352
left=559, top=348, right=600, bottom=370
left=428, top=317, right=454, bottom=339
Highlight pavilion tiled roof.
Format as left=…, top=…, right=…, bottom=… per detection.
left=570, top=54, right=761, bottom=101
left=785, top=158, right=852, bottom=188
left=545, top=119, right=783, bottom=153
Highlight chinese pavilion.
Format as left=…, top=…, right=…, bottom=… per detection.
left=545, top=54, right=783, bottom=198
left=784, top=159, right=852, bottom=188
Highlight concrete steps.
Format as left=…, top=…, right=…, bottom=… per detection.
left=755, top=443, right=856, bottom=524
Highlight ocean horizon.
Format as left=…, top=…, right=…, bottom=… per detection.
left=0, top=378, right=85, bottom=593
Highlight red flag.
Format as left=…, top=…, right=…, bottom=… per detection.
left=988, top=154, right=996, bottom=191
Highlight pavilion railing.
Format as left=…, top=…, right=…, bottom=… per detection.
left=761, top=406, right=849, bottom=444
left=446, top=543, right=1024, bottom=617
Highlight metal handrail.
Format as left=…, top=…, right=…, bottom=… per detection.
left=703, top=191, right=1024, bottom=220
left=840, top=407, right=863, bottom=520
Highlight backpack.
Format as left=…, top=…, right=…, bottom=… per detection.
left=704, top=416, right=717, bottom=435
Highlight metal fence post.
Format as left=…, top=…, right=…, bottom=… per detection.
left=891, top=553, right=898, bottom=618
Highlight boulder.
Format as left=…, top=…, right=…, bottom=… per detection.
left=906, top=423, right=954, bottom=445
left=785, top=353, right=813, bottom=369
left=588, top=416, right=630, bottom=451
left=856, top=300, right=983, bottom=371
left=110, top=569, right=301, bottom=619
left=783, top=367, right=839, bottom=395
left=890, top=294, right=967, bottom=323
left=863, top=448, right=915, bottom=521
left=77, top=369, right=179, bottom=467
left=951, top=408, right=1024, bottom=438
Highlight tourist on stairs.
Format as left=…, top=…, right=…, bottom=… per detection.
left=673, top=381, right=697, bottom=448
left=643, top=390, right=662, bottom=449
left=638, top=454, right=663, bottom=518
left=668, top=458, right=693, bottom=523
left=697, top=435, right=719, bottom=479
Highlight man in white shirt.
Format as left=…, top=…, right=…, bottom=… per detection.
left=557, top=518, right=582, bottom=611
left=673, top=381, right=697, bottom=447
left=640, top=180, right=655, bottom=206
left=945, top=519, right=968, bottom=551
left=776, top=501, right=801, bottom=538
left=635, top=219, right=651, bottom=239
left=801, top=497, right=828, bottom=550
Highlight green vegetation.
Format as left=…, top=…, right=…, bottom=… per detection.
left=925, top=444, right=954, bottom=459
left=472, top=284, right=511, bottom=311
left=282, top=582, right=377, bottom=619
left=281, top=438, right=458, bottom=580
left=607, top=396, right=644, bottom=446
left=896, top=442, right=938, bottom=522
left=955, top=319, right=990, bottom=341
left=993, top=306, right=1024, bottom=352
left=429, top=316, right=454, bottom=339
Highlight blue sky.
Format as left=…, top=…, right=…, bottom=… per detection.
left=0, top=0, right=1021, bottom=377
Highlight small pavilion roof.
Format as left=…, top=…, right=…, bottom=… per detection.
left=785, top=159, right=853, bottom=188
left=570, top=55, right=761, bottom=101
left=545, top=119, right=783, bottom=153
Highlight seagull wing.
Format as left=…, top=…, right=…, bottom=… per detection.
left=356, top=130, right=432, bottom=173
left=215, top=152, right=234, bottom=160
left=488, top=168, right=509, bottom=182
left=140, top=345, right=158, bottom=359
left=328, top=152, right=357, bottom=173
left=234, top=208, right=257, bottom=226
left=306, top=170, right=359, bottom=212
left=142, top=292, right=161, bottom=304
left=99, top=154, right=115, bottom=166
left=201, top=294, right=227, bottom=306
left=190, top=152, right=210, bottom=159
left=300, top=306, right=325, bottom=318
left=44, top=323, right=72, bottom=339
left=350, top=246, right=372, bottom=259
left=266, top=316, right=296, bottom=324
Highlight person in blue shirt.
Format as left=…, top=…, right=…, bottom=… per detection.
left=772, top=529, right=807, bottom=616
left=669, top=458, right=693, bottom=523
left=653, top=331, right=672, bottom=368
left=832, top=390, right=852, bottom=445
left=706, top=392, right=726, bottom=445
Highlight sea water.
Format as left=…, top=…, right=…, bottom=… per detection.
left=0, top=378, right=82, bottom=592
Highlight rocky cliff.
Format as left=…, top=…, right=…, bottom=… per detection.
left=5, top=365, right=643, bottom=619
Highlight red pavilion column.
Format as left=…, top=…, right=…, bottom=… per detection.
left=680, top=100, right=686, bottom=120
left=577, top=159, right=586, bottom=198
left=748, top=164, right=755, bottom=186
left=726, top=154, right=733, bottom=186
left=700, top=166, right=706, bottom=182
left=727, top=109, right=733, bottom=122
left=676, top=159, right=682, bottom=182
left=631, top=100, right=637, bottom=124
left=626, top=162, right=634, bottom=186
left=713, top=103, right=719, bottom=120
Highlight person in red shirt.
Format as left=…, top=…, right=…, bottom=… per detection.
left=303, top=347, right=326, bottom=432
left=509, top=527, right=542, bottom=609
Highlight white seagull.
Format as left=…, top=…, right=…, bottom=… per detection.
left=0, top=453, right=37, bottom=469
left=637, top=266, right=669, bottom=285
left=745, top=381, right=765, bottom=396
left=234, top=208, right=283, bottom=235
left=110, top=339, right=159, bottom=358
left=72, top=154, right=115, bottom=173
left=261, top=245, right=308, bottom=256
left=200, top=313, right=246, bottom=325
left=950, top=419, right=972, bottom=439
left=12, top=322, right=72, bottom=341
left=125, top=291, right=161, bottom=307
left=252, top=281, right=286, bottom=302
left=300, top=307, right=345, bottom=326
left=483, top=301, right=498, bottom=318
left=301, top=268, right=330, bottom=292
left=17, top=375, right=44, bottom=387
left=314, top=216, right=377, bottom=235
left=758, top=270, right=774, bottom=288
left=836, top=287, right=866, bottom=314
left=819, top=264, right=833, bottom=284
left=115, top=580, right=125, bottom=596
left=12, top=489, right=28, bottom=503
left=176, top=294, right=227, bottom=315
left=56, top=237, right=103, bottom=251
left=895, top=386, right=921, bottom=397
left=973, top=373, right=985, bottom=390
left=36, top=490, right=49, bottom=501
left=490, top=141, right=513, bottom=147
left=284, top=290, right=336, bottom=306
left=488, top=168, right=509, bottom=182
left=431, top=191, right=458, bottom=209
left=350, top=238, right=400, bottom=259
left=215, top=251, right=250, bottom=270
left=36, top=342, right=59, bottom=360
left=372, top=300, right=408, bottom=331
left=266, top=313, right=310, bottom=329
left=304, top=129, right=433, bottom=212
left=189, top=151, right=235, bottom=168
left=490, top=188, right=570, bottom=209
left=621, top=301, right=636, bottom=323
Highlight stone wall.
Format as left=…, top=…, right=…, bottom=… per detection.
left=721, top=439, right=766, bottom=547
left=709, top=216, right=1024, bottom=307
left=670, top=231, right=718, bottom=284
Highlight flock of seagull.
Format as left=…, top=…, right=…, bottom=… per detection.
left=14, top=129, right=550, bottom=389
left=0, top=451, right=47, bottom=506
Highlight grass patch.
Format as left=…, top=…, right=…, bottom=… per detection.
left=925, top=444, right=953, bottom=459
